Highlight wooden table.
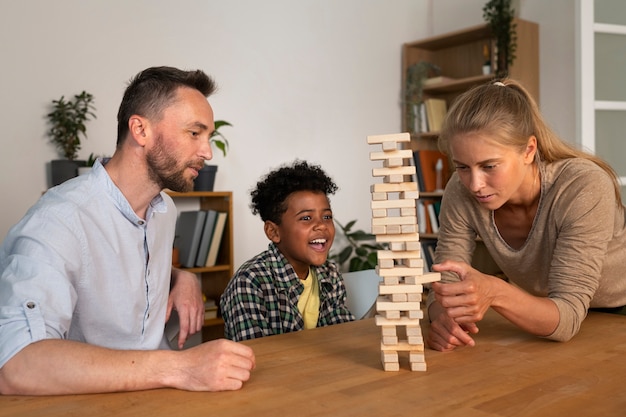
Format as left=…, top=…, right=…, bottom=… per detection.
left=2, top=309, right=626, bottom=416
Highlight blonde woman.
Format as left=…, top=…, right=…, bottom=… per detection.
left=427, top=79, right=626, bottom=352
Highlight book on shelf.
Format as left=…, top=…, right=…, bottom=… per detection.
left=175, top=210, right=207, bottom=268
left=195, top=210, right=218, bottom=267
left=204, top=298, right=218, bottom=320
left=421, top=241, right=437, bottom=272
left=417, top=201, right=426, bottom=234
left=426, top=201, right=439, bottom=233
left=413, top=150, right=449, bottom=193
left=424, top=98, right=447, bottom=132
left=411, top=103, right=429, bottom=134
left=205, top=211, right=228, bottom=267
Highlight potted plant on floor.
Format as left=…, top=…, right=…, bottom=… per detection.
left=46, top=91, right=96, bottom=186
left=194, top=119, right=232, bottom=191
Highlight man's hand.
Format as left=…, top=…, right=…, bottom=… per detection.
left=168, top=268, right=204, bottom=349
left=172, top=339, right=256, bottom=391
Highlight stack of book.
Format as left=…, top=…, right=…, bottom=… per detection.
left=175, top=210, right=228, bottom=268
left=414, top=98, right=448, bottom=134
left=204, top=297, right=218, bottom=320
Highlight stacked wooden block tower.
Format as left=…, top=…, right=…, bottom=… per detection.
left=367, top=132, right=441, bottom=371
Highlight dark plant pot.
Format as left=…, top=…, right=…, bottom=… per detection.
left=193, top=165, right=217, bottom=191
left=50, top=160, right=86, bottom=187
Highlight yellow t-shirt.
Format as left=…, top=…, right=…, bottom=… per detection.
left=297, top=268, right=320, bottom=329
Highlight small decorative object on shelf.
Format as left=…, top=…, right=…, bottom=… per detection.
left=482, top=44, right=492, bottom=75
left=194, top=119, right=232, bottom=191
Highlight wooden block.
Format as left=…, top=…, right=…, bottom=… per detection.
left=383, top=361, right=400, bottom=372
left=407, top=310, right=423, bottom=319
left=378, top=258, right=394, bottom=269
left=376, top=297, right=421, bottom=312
left=407, top=336, right=424, bottom=345
left=402, top=258, right=424, bottom=268
left=381, top=349, right=398, bottom=363
left=371, top=191, right=388, bottom=201
left=377, top=250, right=421, bottom=260
left=377, top=266, right=423, bottom=277
left=391, top=293, right=408, bottom=302
left=370, top=149, right=413, bottom=160
left=379, top=284, right=423, bottom=294
left=372, top=208, right=387, bottom=218
left=410, top=352, right=425, bottom=363
left=410, top=362, right=427, bottom=372
left=382, top=336, right=399, bottom=345
left=367, top=133, right=410, bottom=144
left=375, top=315, right=423, bottom=326
left=381, top=341, right=424, bottom=352
left=401, top=207, right=417, bottom=216
left=372, top=216, right=417, bottom=226
left=406, top=326, right=422, bottom=336
left=389, top=242, right=407, bottom=251
left=381, top=326, right=397, bottom=336
left=382, top=276, right=399, bottom=285
left=371, top=199, right=416, bottom=210
left=375, top=232, right=419, bottom=242
left=404, top=272, right=441, bottom=285
left=382, top=141, right=398, bottom=151
left=383, top=174, right=405, bottom=184
left=383, top=310, right=400, bottom=319
left=383, top=157, right=404, bottom=168
left=401, top=224, right=417, bottom=233
left=372, top=166, right=416, bottom=178
left=371, top=225, right=387, bottom=235
left=401, top=190, right=419, bottom=199
left=385, top=225, right=402, bottom=235
left=371, top=182, right=417, bottom=193
left=405, top=241, right=423, bottom=251
left=408, top=293, right=422, bottom=302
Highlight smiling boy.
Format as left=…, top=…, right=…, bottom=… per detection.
left=221, top=160, right=355, bottom=341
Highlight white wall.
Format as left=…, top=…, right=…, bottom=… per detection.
left=0, top=0, right=575, bottom=268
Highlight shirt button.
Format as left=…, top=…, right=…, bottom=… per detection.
left=26, top=301, right=36, bottom=309
left=138, top=220, right=145, bottom=225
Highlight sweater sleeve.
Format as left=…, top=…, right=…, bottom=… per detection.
left=542, top=164, right=616, bottom=341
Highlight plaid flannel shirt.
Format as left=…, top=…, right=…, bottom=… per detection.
left=220, top=242, right=355, bottom=341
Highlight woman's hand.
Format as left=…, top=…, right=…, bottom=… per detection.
left=431, top=260, right=496, bottom=325
left=426, top=301, right=479, bottom=351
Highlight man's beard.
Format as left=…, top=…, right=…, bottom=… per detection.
left=146, top=135, right=201, bottom=192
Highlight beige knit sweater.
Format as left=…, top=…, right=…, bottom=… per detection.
left=428, top=158, right=626, bottom=341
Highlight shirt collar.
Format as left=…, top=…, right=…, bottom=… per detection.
left=92, top=158, right=169, bottom=226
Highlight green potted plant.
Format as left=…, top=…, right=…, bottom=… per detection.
left=46, top=91, right=96, bottom=186
left=331, top=219, right=385, bottom=272
left=194, top=119, right=232, bottom=191
left=483, top=0, right=517, bottom=78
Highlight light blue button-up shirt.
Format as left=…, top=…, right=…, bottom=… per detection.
left=0, top=160, right=177, bottom=367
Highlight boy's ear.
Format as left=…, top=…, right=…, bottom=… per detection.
left=264, top=221, right=281, bottom=243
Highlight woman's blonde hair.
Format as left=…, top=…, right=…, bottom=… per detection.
left=439, top=78, right=622, bottom=206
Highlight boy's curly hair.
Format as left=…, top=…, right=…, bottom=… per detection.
left=250, top=160, right=338, bottom=224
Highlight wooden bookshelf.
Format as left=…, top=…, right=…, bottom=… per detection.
left=166, top=190, right=233, bottom=341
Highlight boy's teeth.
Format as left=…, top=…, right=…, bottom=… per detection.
left=310, top=239, right=326, bottom=244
